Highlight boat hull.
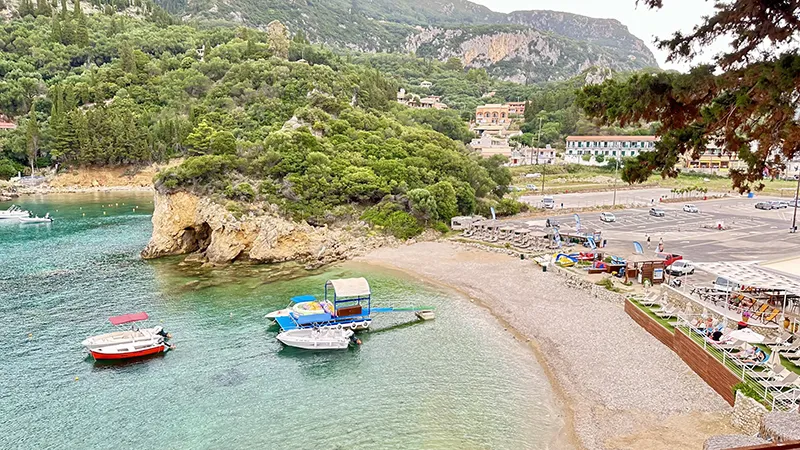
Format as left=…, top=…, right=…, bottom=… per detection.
left=89, top=344, right=166, bottom=360
left=277, top=329, right=354, bottom=350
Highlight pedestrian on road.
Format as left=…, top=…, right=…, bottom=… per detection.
left=659, top=237, right=664, bottom=246
left=646, top=234, right=651, bottom=249
left=561, top=202, right=564, bottom=209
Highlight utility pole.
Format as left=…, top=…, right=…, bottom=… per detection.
left=535, top=117, right=543, bottom=166
left=792, top=166, right=800, bottom=233
left=612, top=156, right=619, bottom=207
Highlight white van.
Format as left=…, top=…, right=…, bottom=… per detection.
left=712, top=276, right=740, bottom=293
left=542, top=196, right=555, bottom=209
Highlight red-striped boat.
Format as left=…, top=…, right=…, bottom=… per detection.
left=82, top=312, right=171, bottom=361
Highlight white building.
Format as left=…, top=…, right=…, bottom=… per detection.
left=564, top=135, right=657, bottom=165
left=469, top=134, right=513, bottom=159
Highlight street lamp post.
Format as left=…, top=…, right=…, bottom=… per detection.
left=792, top=167, right=800, bottom=233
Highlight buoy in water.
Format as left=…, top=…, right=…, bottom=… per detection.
left=82, top=213, right=85, bottom=216
left=103, top=211, right=106, bottom=215
left=28, top=333, right=32, bottom=339
left=74, top=377, right=79, bottom=381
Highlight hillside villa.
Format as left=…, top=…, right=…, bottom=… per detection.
left=397, top=88, right=448, bottom=110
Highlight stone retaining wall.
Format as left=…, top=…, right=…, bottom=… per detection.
left=731, top=391, right=768, bottom=433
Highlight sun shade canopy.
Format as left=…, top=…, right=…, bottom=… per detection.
left=695, top=262, right=800, bottom=297
left=109, top=312, right=149, bottom=325
left=326, top=278, right=370, bottom=298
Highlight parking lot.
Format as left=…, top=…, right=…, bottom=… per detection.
left=543, top=196, right=800, bottom=263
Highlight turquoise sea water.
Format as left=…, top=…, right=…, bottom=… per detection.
left=0, top=193, right=568, bottom=450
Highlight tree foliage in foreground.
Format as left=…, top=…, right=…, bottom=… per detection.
left=577, top=0, right=800, bottom=192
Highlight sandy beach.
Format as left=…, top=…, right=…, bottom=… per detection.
left=359, top=241, right=735, bottom=449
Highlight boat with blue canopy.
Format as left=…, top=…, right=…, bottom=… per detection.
left=273, top=277, right=374, bottom=331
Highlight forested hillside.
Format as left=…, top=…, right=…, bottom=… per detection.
left=0, top=6, right=519, bottom=236
left=148, top=0, right=658, bottom=82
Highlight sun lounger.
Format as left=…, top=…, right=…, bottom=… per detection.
left=655, top=306, right=678, bottom=319
left=768, top=332, right=794, bottom=346
left=731, top=352, right=771, bottom=369
left=759, top=373, right=799, bottom=389
left=763, top=308, right=781, bottom=324
left=709, top=339, right=745, bottom=352
left=751, top=366, right=792, bottom=381
left=751, top=303, right=769, bottom=320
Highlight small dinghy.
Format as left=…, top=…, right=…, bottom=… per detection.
left=19, top=213, right=52, bottom=224
left=82, top=312, right=171, bottom=360
left=276, top=327, right=359, bottom=350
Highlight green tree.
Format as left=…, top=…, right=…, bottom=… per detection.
left=18, top=0, right=36, bottom=17
left=119, top=40, right=136, bottom=73
left=267, top=20, right=290, bottom=59
left=578, top=0, right=800, bottom=192
left=184, top=121, right=215, bottom=155
left=209, top=131, right=236, bottom=155
left=444, top=57, right=463, bottom=71
left=428, top=180, right=458, bottom=223
left=25, top=105, right=40, bottom=174
left=51, top=14, right=63, bottom=43
left=408, top=188, right=437, bottom=222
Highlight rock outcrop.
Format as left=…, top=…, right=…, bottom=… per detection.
left=141, top=191, right=395, bottom=267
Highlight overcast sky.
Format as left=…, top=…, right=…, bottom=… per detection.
left=469, top=0, right=723, bottom=71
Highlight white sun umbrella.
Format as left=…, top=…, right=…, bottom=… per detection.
left=728, top=328, right=766, bottom=344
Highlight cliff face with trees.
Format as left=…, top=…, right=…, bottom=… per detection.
left=0, top=4, right=517, bottom=245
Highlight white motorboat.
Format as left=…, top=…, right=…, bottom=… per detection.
left=265, top=296, right=332, bottom=320
left=19, top=213, right=53, bottom=224
left=0, top=205, right=30, bottom=219
left=276, top=328, right=358, bottom=350
left=82, top=312, right=171, bottom=360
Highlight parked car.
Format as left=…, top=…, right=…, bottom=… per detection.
left=526, top=184, right=539, bottom=191
left=666, top=260, right=695, bottom=276
left=771, top=201, right=789, bottom=209
left=525, top=173, right=541, bottom=179
left=755, top=202, right=773, bottom=210
left=542, top=196, right=556, bottom=209
left=649, top=208, right=666, bottom=217
left=683, top=204, right=699, bottom=213
left=655, top=252, right=683, bottom=266
left=599, top=212, right=616, bottom=223
left=790, top=198, right=800, bottom=207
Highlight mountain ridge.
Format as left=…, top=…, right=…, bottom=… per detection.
left=158, top=0, right=660, bottom=82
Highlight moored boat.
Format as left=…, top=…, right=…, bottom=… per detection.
left=276, top=327, right=359, bottom=350
left=19, top=213, right=53, bottom=224
left=82, top=312, right=171, bottom=361
left=0, top=205, right=30, bottom=219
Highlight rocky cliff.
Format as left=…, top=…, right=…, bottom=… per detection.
left=141, top=191, right=394, bottom=268
left=405, top=26, right=642, bottom=83
left=158, top=0, right=658, bottom=82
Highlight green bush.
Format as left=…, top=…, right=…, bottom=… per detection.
left=581, top=154, right=592, bottom=162
left=361, top=202, right=424, bottom=239
left=595, top=154, right=605, bottom=163
left=0, top=158, right=22, bottom=180
left=495, top=198, right=528, bottom=216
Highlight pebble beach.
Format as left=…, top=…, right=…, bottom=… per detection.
left=360, top=241, right=736, bottom=449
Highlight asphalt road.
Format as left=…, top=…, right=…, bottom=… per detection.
left=521, top=188, right=678, bottom=208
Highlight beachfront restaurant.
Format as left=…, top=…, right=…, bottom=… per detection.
left=691, top=262, right=800, bottom=331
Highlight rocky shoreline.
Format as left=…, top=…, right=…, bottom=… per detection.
left=141, top=191, right=402, bottom=269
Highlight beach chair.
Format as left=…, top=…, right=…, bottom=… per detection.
left=638, top=293, right=662, bottom=307
left=751, top=366, right=792, bottom=381
left=760, top=373, right=799, bottom=390
left=709, top=339, right=745, bottom=352
left=751, top=303, right=769, bottom=320
left=763, top=308, right=781, bottom=324
left=731, top=351, right=771, bottom=369
left=768, top=331, right=793, bottom=346
left=655, top=306, right=678, bottom=319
